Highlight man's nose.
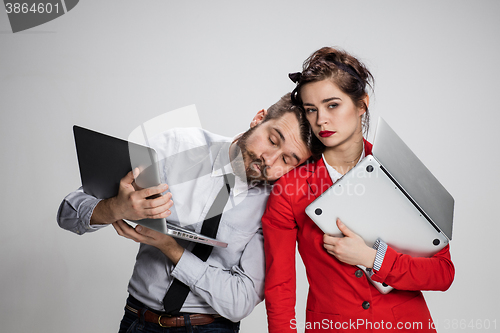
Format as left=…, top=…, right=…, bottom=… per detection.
left=263, top=150, right=281, bottom=166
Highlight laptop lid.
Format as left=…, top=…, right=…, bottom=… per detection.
left=372, top=118, right=454, bottom=240
left=305, top=117, right=454, bottom=256
left=73, top=125, right=228, bottom=248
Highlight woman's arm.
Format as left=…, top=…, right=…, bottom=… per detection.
left=371, top=243, right=454, bottom=291
left=323, top=220, right=455, bottom=291
left=262, top=180, right=299, bottom=333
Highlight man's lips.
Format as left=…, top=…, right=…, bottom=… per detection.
left=250, top=162, right=262, bottom=174
left=319, top=130, right=336, bottom=138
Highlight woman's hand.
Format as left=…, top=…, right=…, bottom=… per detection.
left=323, top=219, right=376, bottom=268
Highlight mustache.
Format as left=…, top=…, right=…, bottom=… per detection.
left=243, top=150, right=269, bottom=180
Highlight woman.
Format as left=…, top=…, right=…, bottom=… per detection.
left=262, top=47, right=454, bottom=333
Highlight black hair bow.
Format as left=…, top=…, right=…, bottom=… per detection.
left=288, top=72, right=302, bottom=83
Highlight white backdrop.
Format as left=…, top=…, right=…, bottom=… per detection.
left=1, top=1, right=499, bottom=332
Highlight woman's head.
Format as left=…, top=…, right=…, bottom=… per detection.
left=291, top=47, right=374, bottom=137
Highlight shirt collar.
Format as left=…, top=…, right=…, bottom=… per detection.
left=211, top=134, right=252, bottom=196
left=323, top=142, right=366, bottom=183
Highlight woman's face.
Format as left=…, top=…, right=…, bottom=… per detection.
left=301, top=79, right=367, bottom=149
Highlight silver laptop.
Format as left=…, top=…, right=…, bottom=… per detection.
left=305, top=117, right=454, bottom=293
left=73, top=125, right=228, bottom=248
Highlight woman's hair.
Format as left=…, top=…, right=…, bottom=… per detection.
left=290, top=47, right=374, bottom=136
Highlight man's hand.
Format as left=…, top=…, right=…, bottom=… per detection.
left=323, top=219, right=376, bottom=268
left=90, top=169, right=173, bottom=225
left=112, top=219, right=184, bottom=265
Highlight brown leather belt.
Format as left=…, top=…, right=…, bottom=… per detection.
left=126, top=304, right=221, bottom=328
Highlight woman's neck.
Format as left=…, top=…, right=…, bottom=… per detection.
left=323, top=137, right=364, bottom=175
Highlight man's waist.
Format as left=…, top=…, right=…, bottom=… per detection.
left=126, top=294, right=225, bottom=328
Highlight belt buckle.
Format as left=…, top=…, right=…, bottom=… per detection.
left=158, top=314, right=172, bottom=327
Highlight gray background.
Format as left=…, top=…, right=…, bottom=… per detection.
left=1, top=1, right=499, bottom=332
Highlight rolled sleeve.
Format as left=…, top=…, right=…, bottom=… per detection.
left=171, top=231, right=265, bottom=322
left=372, top=238, right=388, bottom=272
left=57, top=187, right=107, bottom=235
left=171, top=250, right=208, bottom=287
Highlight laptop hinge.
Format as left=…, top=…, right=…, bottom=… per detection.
left=379, top=165, right=442, bottom=235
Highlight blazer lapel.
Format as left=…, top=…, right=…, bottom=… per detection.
left=305, top=158, right=333, bottom=200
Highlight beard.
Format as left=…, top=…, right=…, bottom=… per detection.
left=232, top=126, right=270, bottom=185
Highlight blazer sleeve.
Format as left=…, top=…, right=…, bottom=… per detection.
left=262, top=178, right=299, bottom=333
left=371, top=244, right=455, bottom=291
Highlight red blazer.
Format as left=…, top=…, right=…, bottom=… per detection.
left=262, top=141, right=454, bottom=332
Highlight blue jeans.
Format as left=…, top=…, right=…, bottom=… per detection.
left=118, top=297, right=240, bottom=333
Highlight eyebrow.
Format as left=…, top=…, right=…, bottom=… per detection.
left=303, top=97, right=342, bottom=106
left=274, top=128, right=302, bottom=165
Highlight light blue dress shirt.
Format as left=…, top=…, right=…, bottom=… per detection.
left=57, top=127, right=272, bottom=322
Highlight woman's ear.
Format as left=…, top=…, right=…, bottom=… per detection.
left=250, top=109, right=268, bottom=128
left=358, top=94, right=370, bottom=116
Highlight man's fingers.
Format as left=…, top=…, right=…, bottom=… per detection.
left=113, top=220, right=143, bottom=242
left=112, top=221, right=123, bottom=235
left=135, top=225, right=158, bottom=239
left=144, top=205, right=172, bottom=219
left=145, top=193, right=172, bottom=209
left=120, top=170, right=137, bottom=187
left=139, top=184, right=169, bottom=199
left=113, top=220, right=131, bottom=239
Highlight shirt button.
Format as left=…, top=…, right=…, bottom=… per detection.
left=355, top=269, right=364, bottom=278
left=362, top=301, right=370, bottom=310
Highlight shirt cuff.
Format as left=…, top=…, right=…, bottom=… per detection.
left=372, top=238, right=388, bottom=272
left=82, top=198, right=107, bottom=232
left=171, top=250, right=208, bottom=287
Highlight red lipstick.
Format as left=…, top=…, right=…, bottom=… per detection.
left=319, top=131, right=336, bottom=138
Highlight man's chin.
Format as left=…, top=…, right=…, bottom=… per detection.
left=246, top=173, right=276, bottom=186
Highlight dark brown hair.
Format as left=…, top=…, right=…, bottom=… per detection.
left=291, top=47, right=374, bottom=135
left=263, top=92, right=320, bottom=159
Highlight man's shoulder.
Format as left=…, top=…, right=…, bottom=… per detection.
left=149, top=127, right=231, bottom=151
left=171, top=127, right=230, bottom=143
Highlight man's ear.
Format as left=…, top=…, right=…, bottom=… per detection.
left=250, top=109, right=267, bottom=128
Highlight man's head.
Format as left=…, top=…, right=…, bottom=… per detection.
left=234, top=93, right=312, bottom=184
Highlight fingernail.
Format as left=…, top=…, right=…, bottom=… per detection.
left=136, top=226, right=142, bottom=232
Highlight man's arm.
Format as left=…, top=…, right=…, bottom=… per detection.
left=113, top=221, right=265, bottom=322
left=57, top=170, right=173, bottom=234
left=171, top=230, right=265, bottom=322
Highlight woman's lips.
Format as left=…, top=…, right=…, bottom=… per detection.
left=319, top=131, right=336, bottom=138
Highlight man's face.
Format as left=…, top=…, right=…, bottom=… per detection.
left=237, top=112, right=311, bottom=183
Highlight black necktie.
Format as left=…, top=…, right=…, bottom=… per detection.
left=162, top=173, right=235, bottom=314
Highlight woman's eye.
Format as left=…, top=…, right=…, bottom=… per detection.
left=282, top=156, right=288, bottom=164
left=269, top=138, right=276, bottom=146
left=328, top=103, right=338, bottom=109
left=305, top=108, right=316, bottom=113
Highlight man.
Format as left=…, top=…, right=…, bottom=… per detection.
left=57, top=93, right=312, bottom=332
